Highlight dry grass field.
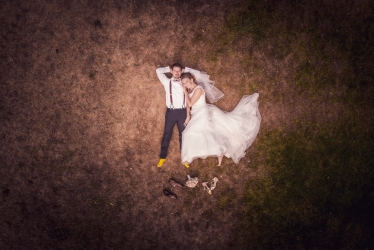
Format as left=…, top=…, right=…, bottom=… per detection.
left=1, top=0, right=373, bottom=249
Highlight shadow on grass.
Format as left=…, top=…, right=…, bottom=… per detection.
left=237, top=118, right=374, bottom=249
left=222, top=0, right=373, bottom=94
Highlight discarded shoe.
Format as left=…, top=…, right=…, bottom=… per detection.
left=157, top=158, right=166, bottom=167
left=211, top=177, right=219, bottom=190
left=169, top=179, right=184, bottom=188
left=202, top=182, right=212, bottom=195
left=186, top=175, right=199, bottom=188
left=163, top=189, right=177, bottom=199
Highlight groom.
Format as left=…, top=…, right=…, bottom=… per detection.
left=156, top=63, right=197, bottom=168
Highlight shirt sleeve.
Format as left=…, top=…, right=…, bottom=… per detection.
left=184, top=67, right=201, bottom=76
left=156, top=66, right=170, bottom=86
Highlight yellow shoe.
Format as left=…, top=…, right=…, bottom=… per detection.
left=183, top=162, right=190, bottom=169
left=157, top=158, right=166, bottom=167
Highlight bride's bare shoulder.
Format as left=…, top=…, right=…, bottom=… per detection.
left=195, top=85, right=204, bottom=92
left=192, top=88, right=204, bottom=99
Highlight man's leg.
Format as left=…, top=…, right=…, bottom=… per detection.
left=176, top=109, right=187, bottom=150
left=176, top=109, right=189, bottom=168
left=159, top=109, right=177, bottom=159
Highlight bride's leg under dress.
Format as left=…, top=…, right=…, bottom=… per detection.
left=217, top=155, right=223, bottom=166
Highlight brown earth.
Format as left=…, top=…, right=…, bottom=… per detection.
left=0, top=0, right=371, bottom=249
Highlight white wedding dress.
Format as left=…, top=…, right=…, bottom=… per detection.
left=181, top=85, right=261, bottom=164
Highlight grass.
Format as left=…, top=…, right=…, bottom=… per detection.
left=237, top=114, right=374, bottom=248
left=216, top=0, right=374, bottom=248
left=2, top=0, right=373, bottom=248
left=218, top=188, right=237, bottom=210
left=224, top=0, right=274, bottom=41
left=192, top=33, right=203, bottom=45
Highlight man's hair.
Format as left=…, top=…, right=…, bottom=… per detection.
left=171, top=63, right=183, bottom=70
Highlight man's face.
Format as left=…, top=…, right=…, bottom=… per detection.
left=171, top=66, right=183, bottom=79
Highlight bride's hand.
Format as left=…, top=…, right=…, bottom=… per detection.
left=184, top=116, right=190, bottom=127
left=180, top=83, right=188, bottom=92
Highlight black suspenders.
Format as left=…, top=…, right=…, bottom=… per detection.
left=169, top=80, right=185, bottom=109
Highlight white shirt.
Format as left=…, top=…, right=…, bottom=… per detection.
left=156, top=66, right=198, bottom=109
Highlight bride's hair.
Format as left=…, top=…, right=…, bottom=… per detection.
left=181, top=72, right=197, bottom=84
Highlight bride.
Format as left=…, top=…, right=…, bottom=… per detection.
left=180, top=72, right=261, bottom=168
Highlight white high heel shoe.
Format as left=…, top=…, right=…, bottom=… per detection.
left=202, top=182, right=211, bottom=194
left=211, top=177, right=219, bottom=190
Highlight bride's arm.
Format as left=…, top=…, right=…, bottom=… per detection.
left=184, top=104, right=191, bottom=127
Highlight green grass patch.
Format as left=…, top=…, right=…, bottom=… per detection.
left=238, top=119, right=374, bottom=249
left=218, top=188, right=237, bottom=210
left=192, top=33, right=203, bottom=45
left=224, top=0, right=275, bottom=41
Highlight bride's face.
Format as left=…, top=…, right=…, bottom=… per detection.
left=182, top=78, right=193, bottom=89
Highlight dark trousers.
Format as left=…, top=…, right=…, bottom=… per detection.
left=160, top=108, right=186, bottom=158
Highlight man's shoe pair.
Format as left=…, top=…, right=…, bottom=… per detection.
left=158, top=158, right=190, bottom=169
left=163, top=189, right=177, bottom=199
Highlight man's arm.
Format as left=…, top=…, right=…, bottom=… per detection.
left=156, top=66, right=171, bottom=85
left=184, top=67, right=200, bottom=75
